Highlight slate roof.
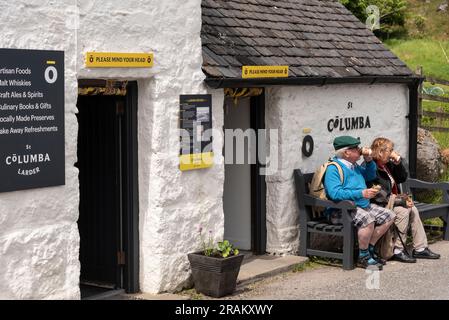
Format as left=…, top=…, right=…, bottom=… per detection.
left=201, top=0, right=413, bottom=79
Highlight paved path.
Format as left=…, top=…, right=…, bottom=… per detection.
left=225, top=241, right=449, bottom=300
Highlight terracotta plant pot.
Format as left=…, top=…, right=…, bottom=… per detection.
left=187, top=252, right=244, bottom=298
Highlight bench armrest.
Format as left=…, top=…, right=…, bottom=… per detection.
left=303, top=194, right=356, bottom=210
left=406, top=178, right=449, bottom=191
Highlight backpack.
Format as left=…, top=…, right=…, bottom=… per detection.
left=308, top=160, right=344, bottom=218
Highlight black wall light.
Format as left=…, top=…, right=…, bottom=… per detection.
left=302, top=135, right=314, bottom=157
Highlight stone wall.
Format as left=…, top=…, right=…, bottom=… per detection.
left=0, top=0, right=219, bottom=298
left=0, top=0, right=79, bottom=299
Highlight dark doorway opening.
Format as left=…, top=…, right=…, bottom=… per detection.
left=76, top=80, right=139, bottom=298
left=250, top=91, right=267, bottom=255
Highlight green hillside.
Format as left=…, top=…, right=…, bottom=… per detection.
left=382, top=0, right=449, bottom=211
left=381, top=1, right=449, bottom=151
left=403, top=0, right=449, bottom=40
left=381, top=0, right=449, bottom=79
left=385, top=39, right=449, bottom=79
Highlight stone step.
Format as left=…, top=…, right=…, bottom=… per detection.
left=237, top=254, right=309, bottom=285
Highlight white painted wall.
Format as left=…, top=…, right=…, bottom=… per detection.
left=0, top=0, right=79, bottom=300
left=140, top=85, right=225, bottom=293
left=78, top=0, right=226, bottom=295
left=0, top=0, right=226, bottom=298
left=264, top=84, right=410, bottom=254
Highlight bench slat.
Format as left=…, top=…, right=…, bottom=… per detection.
left=314, top=223, right=328, bottom=230
left=307, top=222, right=344, bottom=233
left=324, top=224, right=343, bottom=232
left=306, top=249, right=343, bottom=260
left=332, top=225, right=343, bottom=232
left=308, top=228, right=344, bottom=235
left=415, top=203, right=436, bottom=211
left=307, top=221, right=320, bottom=228
left=415, top=203, right=449, bottom=212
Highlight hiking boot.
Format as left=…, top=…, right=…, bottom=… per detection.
left=373, top=256, right=387, bottom=265
left=370, top=251, right=387, bottom=265
left=392, top=251, right=416, bottom=263
left=357, top=255, right=383, bottom=270
left=413, top=248, right=440, bottom=259
left=369, top=245, right=387, bottom=266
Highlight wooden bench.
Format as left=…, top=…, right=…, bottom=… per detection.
left=294, top=169, right=357, bottom=270
left=294, top=169, right=449, bottom=270
left=402, top=178, right=449, bottom=241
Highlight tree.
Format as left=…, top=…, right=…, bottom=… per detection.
left=340, top=0, right=407, bottom=38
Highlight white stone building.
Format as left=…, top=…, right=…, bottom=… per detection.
left=0, top=0, right=420, bottom=299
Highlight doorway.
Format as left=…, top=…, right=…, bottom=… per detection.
left=223, top=90, right=266, bottom=254
left=76, top=80, right=139, bottom=297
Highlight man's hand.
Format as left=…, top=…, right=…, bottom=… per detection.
left=362, top=188, right=378, bottom=199
left=361, top=147, right=373, bottom=162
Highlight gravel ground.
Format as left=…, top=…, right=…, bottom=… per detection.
left=221, top=241, right=449, bottom=300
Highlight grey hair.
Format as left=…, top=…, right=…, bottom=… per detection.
left=335, top=147, right=348, bottom=158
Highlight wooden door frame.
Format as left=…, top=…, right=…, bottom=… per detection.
left=250, top=90, right=266, bottom=255
left=123, top=81, right=139, bottom=293
left=77, top=80, right=139, bottom=293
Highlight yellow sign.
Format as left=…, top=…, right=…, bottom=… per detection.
left=303, top=128, right=312, bottom=134
left=179, top=152, right=214, bottom=171
left=86, top=52, right=153, bottom=68
left=242, top=66, right=289, bottom=78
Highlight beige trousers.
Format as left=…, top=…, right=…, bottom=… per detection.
left=393, top=206, right=428, bottom=251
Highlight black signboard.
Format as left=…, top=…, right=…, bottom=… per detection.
left=0, top=48, right=64, bottom=192
left=179, top=94, right=213, bottom=170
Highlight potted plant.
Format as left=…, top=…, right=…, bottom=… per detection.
left=188, top=229, right=244, bottom=298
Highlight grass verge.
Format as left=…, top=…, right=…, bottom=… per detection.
left=384, top=39, right=449, bottom=79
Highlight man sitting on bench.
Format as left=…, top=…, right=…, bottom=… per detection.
left=324, top=136, right=395, bottom=270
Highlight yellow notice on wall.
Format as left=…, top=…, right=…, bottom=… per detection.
left=242, top=66, right=289, bottom=78
left=86, top=52, right=153, bottom=68
left=179, top=152, right=214, bottom=171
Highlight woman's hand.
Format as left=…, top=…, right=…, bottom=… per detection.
left=390, top=150, right=401, bottom=165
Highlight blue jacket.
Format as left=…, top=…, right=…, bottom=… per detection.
left=324, top=157, right=377, bottom=208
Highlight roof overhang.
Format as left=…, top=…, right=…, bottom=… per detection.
left=205, top=75, right=424, bottom=89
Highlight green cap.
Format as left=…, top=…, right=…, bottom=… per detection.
left=333, top=136, right=360, bottom=151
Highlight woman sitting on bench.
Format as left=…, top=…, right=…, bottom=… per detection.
left=370, top=137, right=440, bottom=262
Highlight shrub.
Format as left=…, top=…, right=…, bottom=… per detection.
left=413, top=14, right=426, bottom=32
left=339, top=0, right=407, bottom=38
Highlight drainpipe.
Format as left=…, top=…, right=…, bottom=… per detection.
left=408, top=78, right=423, bottom=179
